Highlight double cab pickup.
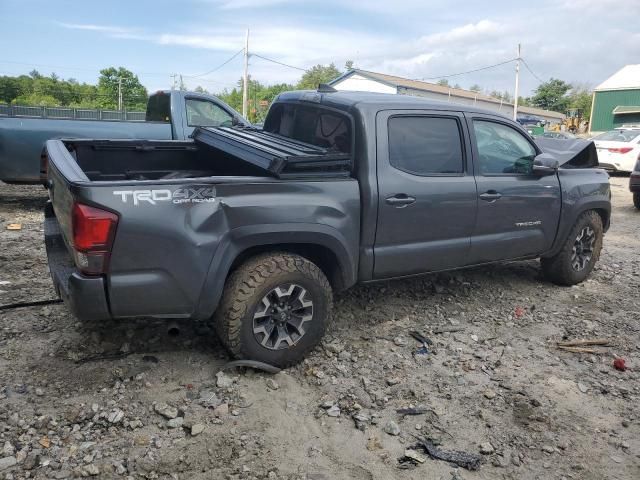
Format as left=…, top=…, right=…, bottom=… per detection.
left=44, top=89, right=611, bottom=367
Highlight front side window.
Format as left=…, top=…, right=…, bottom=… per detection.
left=473, top=120, right=536, bottom=175
left=185, top=99, right=233, bottom=127
left=388, top=116, right=464, bottom=175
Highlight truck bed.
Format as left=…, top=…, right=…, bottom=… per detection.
left=47, top=126, right=353, bottom=183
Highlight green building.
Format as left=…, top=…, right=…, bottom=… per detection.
left=590, top=64, right=640, bottom=134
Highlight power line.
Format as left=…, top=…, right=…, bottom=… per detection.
left=183, top=49, right=244, bottom=78
left=418, top=58, right=518, bottom=81
left=251, top=53, right=308, bottom=72
left=520, top=58, right=545, bottom=83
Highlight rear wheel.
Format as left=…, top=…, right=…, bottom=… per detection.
left=541, top=210, right=603, bottom=286
left=214, top=253, right=332, bottom=368
left=633, top=193, right=640, bottom=210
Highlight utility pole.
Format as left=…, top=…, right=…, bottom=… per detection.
left=242, top=29, right=249, bottom=119
left=117, top=77, right=123, bottom=111
left=170, top=74, right=177, bottom=90
left=513, top=43, right=521, bottom=121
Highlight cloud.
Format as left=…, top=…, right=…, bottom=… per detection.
left=54, top=1, right=640, bottom=95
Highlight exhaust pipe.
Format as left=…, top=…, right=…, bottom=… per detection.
left=167, top=322, right=180, bottom=337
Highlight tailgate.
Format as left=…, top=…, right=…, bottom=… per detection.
left=45, top=139, right=85, bottom=245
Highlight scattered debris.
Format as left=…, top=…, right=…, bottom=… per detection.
left=413, top=437, right=483, bottom=470
left=383, top=420, right=401, bottom=436
left=0, top=298, right=62, bottom=311
left=433, top=326, right=465, bottom=334
left=613, top=358, right=627, bottom=372
left=220, top=360, right=281, bottom=374
left=396, top=407, right=434, bottom=416
left=410, top=330, right=432, bottom=355
left=167, top=417, right=184, bottom=428
left=326, top=405, right=341, bottom=417
left=478, top=442, right=495, bottom=455
left=514, top=306, right=525, bottom=318
left=216, top=371, right=234, bottom=388
left=154, top=403, right=178, bottom=419
left=557, top=339, right=610, bottom=347
left=6, top=223, right=22, bottom=230
left=191, top=423, right=205, bottom=436
left=403, top=448, right=427, bottom=464
left=557, top=346, right=599, bottom=354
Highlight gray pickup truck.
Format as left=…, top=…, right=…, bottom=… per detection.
left=0, top=90, right=247, bottom=183
left=43, top=89, right=611, bottom=367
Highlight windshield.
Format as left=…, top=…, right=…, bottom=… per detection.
left=594, top=130, right=640, bottom=142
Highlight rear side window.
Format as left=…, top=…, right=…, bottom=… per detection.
left=388, top=116, right=464, bottom=175
left=263, top=103, right=352, bottom=153
left=145, top=93, right=171, bottom=122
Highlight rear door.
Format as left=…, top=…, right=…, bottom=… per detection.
left=466, top=114, right=561, bottom=263
left=373, top=110, right=478, bottom=278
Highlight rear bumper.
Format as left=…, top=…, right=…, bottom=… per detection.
left=44, top=202, right=111, bottom=321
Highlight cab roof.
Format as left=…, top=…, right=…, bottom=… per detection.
left=274, top=89, right=507, bottom=118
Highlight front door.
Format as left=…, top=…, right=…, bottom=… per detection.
left=373, top=110, right=478, bottom=278
left=466, top=115, right=561, bottom=264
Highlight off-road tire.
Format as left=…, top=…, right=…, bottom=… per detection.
left=214, top=253, right=332, bottom=368
left=633, top=193, right=640, bottom=210
left=541, top=210, right=603, bottom=286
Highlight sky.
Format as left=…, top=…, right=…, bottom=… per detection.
left=1, top=0, right=639, bottom=96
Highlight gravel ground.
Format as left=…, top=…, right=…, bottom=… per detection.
left=0, top=178, right=638, bottom=480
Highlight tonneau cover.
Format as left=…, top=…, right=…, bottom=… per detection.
left=534, top=137, right=599, bottom=169
left=192, top=126, right=352, bottom=178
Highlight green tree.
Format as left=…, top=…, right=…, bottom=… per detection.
left=530, top=78, right=571, bottom=112
left=567, top=85, right=593, bottom=120
left=218, top=77, right=294, bottom=123
left=296, top=63, right=341, bottom=90
left=344, top=60, right=354, bottom=70
left=469, top=84, right=482, bottom=93
left=437, top=79, right=450, bottom=87
left=97, top=67, right=148, bottom=110
left=12, top=92, right=59, bottom=106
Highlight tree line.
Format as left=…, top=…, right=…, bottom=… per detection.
left=0, top=62, right=592, bottom=122
left=435, top=77, right=593, bottom=118
left=0, top=67, right=149, bottom=111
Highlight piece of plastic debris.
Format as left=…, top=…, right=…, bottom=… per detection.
left=410, top=330, right=432, bottom=355
left=413, top=437, right=482, bottom=471
left=613, top=358, right=627, bottom=372
left=220, top=359, right=281, bottom=374
left=6, top=223, right=22, bottom=230
left=514, top=306, right=525, bottom=318
left=396, top=407, right=433, bottom=416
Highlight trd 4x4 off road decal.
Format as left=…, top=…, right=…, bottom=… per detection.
left=113, top=187, right=216, bottom=206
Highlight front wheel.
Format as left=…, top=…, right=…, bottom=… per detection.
left=633, top=193, right=640, bottom=210
left=541, top=211, right=603, bottom=286
left=214, top=253, right=332, bottom=368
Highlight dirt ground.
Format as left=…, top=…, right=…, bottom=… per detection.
left=0, top=177, right=638, bottom=480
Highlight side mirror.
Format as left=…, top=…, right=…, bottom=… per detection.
left=533, top=153, right=559, bottom=175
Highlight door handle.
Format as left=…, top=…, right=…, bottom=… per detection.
left=385, top=194, right=416, bottom=207
left=479, top=191, right=502, bottom=202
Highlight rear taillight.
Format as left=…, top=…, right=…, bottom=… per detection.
left=608, top=147, right=633, bottom=154
left=71, top=203, right=118, bottom=275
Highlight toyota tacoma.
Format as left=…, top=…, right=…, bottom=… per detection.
left=43, top=89, right=611, bottom=367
